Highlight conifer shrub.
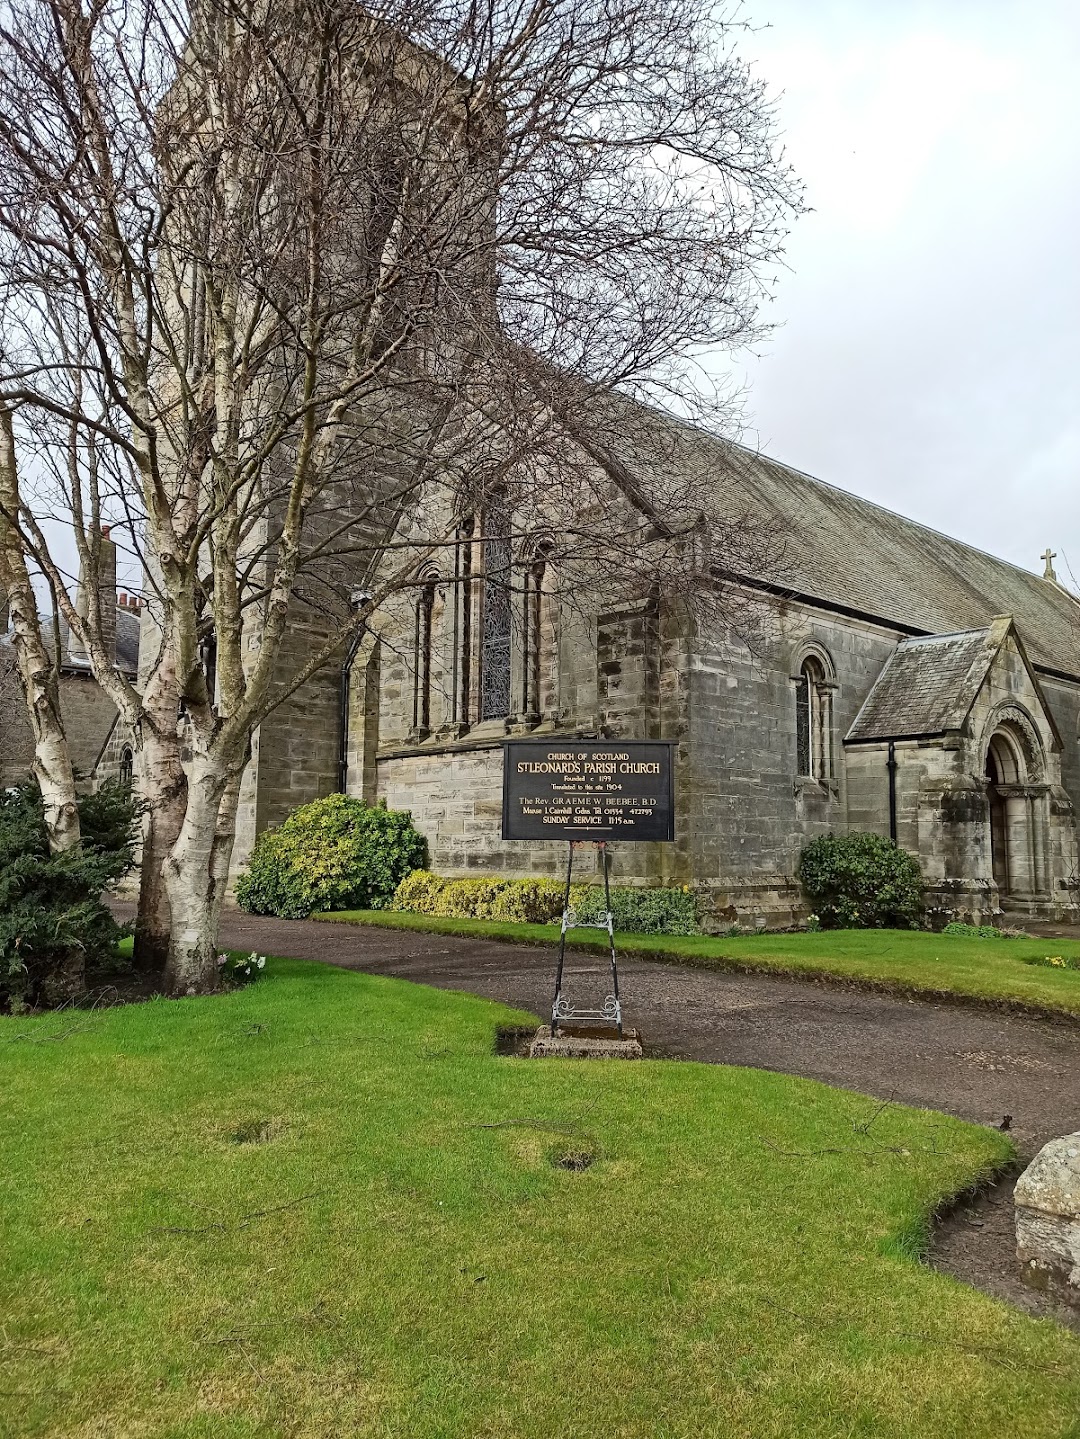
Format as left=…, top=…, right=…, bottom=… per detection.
left=0, top=780, right=138, bottom=1010
left=798, top=833, right=923, bottom=930
left=235, top=795, right=427, bottom=919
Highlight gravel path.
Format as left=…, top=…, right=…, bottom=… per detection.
left=185, top=908, right=1080, bottom=1327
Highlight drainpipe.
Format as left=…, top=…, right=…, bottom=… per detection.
left=887, top=741, right=898, bottom=843
left=338, top=590, right=372, bottom=793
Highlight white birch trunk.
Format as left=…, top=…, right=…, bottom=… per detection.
left=133, top=727, right=187, bottom=972
left=0, top=407, right=79, bottom=853
left=161, top=755, right=242, bottom=995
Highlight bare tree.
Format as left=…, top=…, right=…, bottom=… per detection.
left=0, top=0, right=801, bottom=993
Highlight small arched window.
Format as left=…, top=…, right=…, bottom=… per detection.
left=412, top=570, right=438, bottom=735
left=795, top=655, right=834, bottom=780
left=119, top=745, right=134, bottom=786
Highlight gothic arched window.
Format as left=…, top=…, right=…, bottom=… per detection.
left=455, top=514, right=475, bottom=726
left=521, top=542, right=551, bottom=719
left=795, top=655, right=834, bottom=780
left=119, top=745, right=134, bottom=786
left=480, top=491, right=512, bottom=721
left=412, top=570, right=438, bottom=734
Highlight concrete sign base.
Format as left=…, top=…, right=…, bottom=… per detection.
left=528, top=1025, right=643, bottom=1060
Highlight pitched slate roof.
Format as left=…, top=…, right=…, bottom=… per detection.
left=600, top=400, right=1080, bottom=680
left=717, top=445, right=1080, bottom=680
left=846, top=625, right=998, bottom=742
left=56, top=605, right=140, bottom=676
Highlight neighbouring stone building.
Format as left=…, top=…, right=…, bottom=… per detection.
left=0, top=529, right=142, bottom=791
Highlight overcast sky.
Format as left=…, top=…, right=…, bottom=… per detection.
left=719, top=0, right=1080, bottom=583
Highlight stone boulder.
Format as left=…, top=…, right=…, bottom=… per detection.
left=1014, top=1132, right=1080, bottom=1300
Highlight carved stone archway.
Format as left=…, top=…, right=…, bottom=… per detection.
left=983, top=710, right=1050, bottom=905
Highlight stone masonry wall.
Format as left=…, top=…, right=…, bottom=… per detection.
left=360, top=590, right=917, bottom=920
left=233, top=606, right=347, bottom=871
left=686, top=598, right=908, bottom=926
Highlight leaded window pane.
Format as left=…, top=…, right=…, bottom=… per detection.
left=481, top=497, right=512, bottom=720
left=796, top=674, right=811, bottom=775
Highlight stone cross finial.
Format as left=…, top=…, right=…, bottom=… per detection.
left=1042, top=548, right=1057, bottom=581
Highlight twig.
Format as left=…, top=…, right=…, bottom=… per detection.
left=851, top=1093, right=896, bottom=1136
left=760, top=1297, right=1072, bottom=1379
left=152, top=1190, right=324, bottom=1236
left=471, top=1118, right=580, bottom=1137
left=3, top=986, right=121, bottom=1043
left=758, top=1136, right=931, bottom=1160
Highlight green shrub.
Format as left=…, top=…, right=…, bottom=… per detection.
left=433, top=878, right=509, bottom=919
left=798, top=833, right=923, bottom=930
left=0, top=781, right=137, bottom=1010
left=571, top=884, right=700, bottom=935
left=942, top=921, right=1003, bottom=940
left=236, top=795, right=427, bottom=919
left=392, top=869, right=448, bottom=915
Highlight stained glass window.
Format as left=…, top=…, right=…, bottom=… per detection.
left=413, top=573, right=437, bottom=732
left=481, top=494, right=512, bottom=720
left=796, top=670, right=811, bottom=775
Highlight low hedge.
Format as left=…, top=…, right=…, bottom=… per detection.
left=572, top=883, right=699, bottom=936
left=391, top=871, right=700, bottom=935
left=392, top=870, right=572, bottom=924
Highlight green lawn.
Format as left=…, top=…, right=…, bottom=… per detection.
left=318, top=910, right=1080, bottom=1018
left=2, top=961, right=1079, bottom=1436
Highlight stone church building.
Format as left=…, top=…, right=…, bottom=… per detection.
left=327, top=422, right=1080, bottom=929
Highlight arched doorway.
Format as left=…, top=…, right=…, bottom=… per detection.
left=983, top=720, right=1048, bottom=906
left=984, top=738, right=1014, bottom=896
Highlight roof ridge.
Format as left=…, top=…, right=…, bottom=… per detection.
left=898, top=626, right=992, bottom=646
left=724, top=437, right=1070, bottom=591
left=644, top=401, right=1070, bottom=593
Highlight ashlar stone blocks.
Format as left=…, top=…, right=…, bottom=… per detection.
left=1015, top=1132, right=1080, bottom=1300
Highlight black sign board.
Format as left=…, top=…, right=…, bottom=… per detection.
left=502, top=739, right=675, bottom=842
